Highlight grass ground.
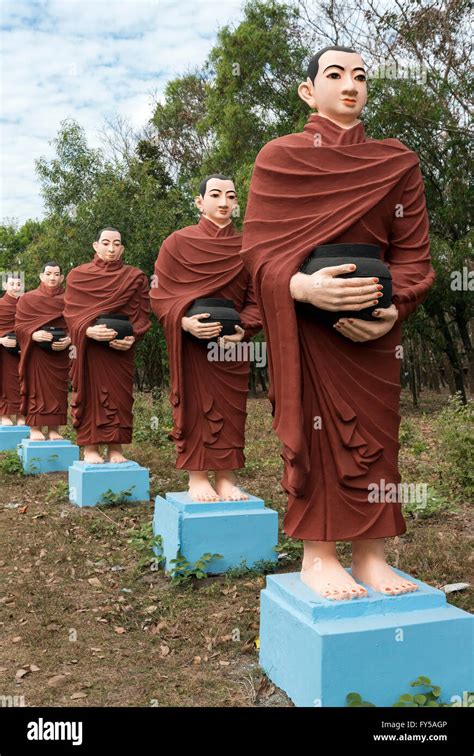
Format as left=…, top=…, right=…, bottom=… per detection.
left=0, top=389, right=472, bottom=707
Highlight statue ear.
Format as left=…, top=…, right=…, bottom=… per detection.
left=298, top=77, right=317, bottom=108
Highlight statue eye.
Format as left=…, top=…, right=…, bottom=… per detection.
left=327, top=72, right=340, bottom=79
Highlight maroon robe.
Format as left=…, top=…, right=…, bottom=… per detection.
left=241, top=113, right=436, bottom=541
left=0, top=292, right=21, bottom=416
left=64, top=254, right=151, bottom=446
left=150, top=215, right=261, bottom=470
left=15, top=283, right=69, bottom=426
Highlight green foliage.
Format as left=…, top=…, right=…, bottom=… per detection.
left=132, top=389, right=173, bottom=446
left=399, top=419, right=426, bottom=449
left=434, top=394, right=473, bottom=502
left=27, top=457, right=41, bottom=473
left=347, top=676, right=455, bottom=708
left=35, top=119, right=103, bottom=217
left=45, top=480, right=70, bottom=503
left=168, top=551, right=223, bottom=586
left=0, top=451, right=24, bottom=476
left=100, top=485, right=136, bottom=506
left=399, top=419, right=416, bottom=446
left=127, top=520, right=164, bottom=572
left=224, top=557, right=278, bottom=579
left=2, top=0, right=471, bottom=394
left=393, top=677, right=447, bottom=708
left=274, top=536, right=304, bottom=561
left=403, top=485, right=454, bottom=520
left=346, top=692, right=376, bottom=707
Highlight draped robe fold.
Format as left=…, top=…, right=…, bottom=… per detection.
left=240, top=113, right=436, bottom=541
left=15, top=283, right=69, bottom=426
left=0, top=293, right=21, bottom=417
left=63, top=254, right=151, bottom=446
left=150, top=215, right=261, bottom=470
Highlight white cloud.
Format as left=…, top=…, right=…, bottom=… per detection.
left=0, top=0, right=244, bottom=224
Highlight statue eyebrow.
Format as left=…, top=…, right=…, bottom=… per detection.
left=323, top=64, right=366, bottom=73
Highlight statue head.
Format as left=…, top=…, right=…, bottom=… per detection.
left=39, top=262, right=64, bottom=289
left=195, top=175, right=238, bottom=226
left=93, top=227, right=124, bottom=262
left=3, top=274, right=24, bottom=298
left=298, top=45, right=367, bottom=127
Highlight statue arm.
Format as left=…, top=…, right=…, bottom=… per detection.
left=386, top=163, right=436, bottom=323
left=132, top=273, right=152, bottom=342
left=239, top=276, right=262, bottom=340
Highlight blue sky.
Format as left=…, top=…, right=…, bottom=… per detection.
left=0, top=0, right=245, bottom=224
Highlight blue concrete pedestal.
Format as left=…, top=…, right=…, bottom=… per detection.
left=0, top=425, right=30, bottom=451
left=153, top=491, right=278, bottom=574
left=68, top=460, right=150, bottom=507
left=17, top=438, right=79, bottom=474
left=259, top=568, right=474, bottom=707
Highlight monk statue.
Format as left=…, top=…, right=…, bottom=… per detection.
left=64, top=227, right=151, bottom=464
left=240, top=46, right=436, bottom=599
left=150, top=175, right=262, bottom=502
left=15, top=263, right=71, bottom=440
left=0, top=274, right=25, bottom=426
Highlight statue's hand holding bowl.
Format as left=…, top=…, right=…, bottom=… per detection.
left=218, top=324, right=245, bottom=347
left=181, top=313, right=223, bottom=340
left=51, top=336, right=72, bottom=351
left=290, top=264, right=383, bottom=312
left=0, top=335, right=17, bottom=349
left=86, top=324, right=118, bottom=341
left=334, top=304, right=399, bottom=342
left=109, top=335, right=135, bottom=351
left=32, top=329, right=54, bottom=343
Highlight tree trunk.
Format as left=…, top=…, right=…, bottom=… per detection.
left=437, top=311, right=467, bottom=402
left=454, top=306, right=474, bottom=394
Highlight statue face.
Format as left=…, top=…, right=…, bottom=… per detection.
left=195, top=179, right=237, bottom=226
left=93, top=230, right=124, bottom=262
left=4, top=277, right=23, bottom=298
left=298, top=50, right=367, bottom=125
left=40, top=266, right=64, bottom=288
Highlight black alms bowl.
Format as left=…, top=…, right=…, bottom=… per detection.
left=185, top=298, right=242, bottom=344
left=2, top=331, right=20, bottom=355
left=93, top=313, right=134, bottom=343
left=297, top=243, right=392, bottom=325
left=36, top=327, right=67, bottom=352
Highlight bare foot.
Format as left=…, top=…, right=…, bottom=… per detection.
left=1, top=417, right=13, bottom=426
left=48, top=428, right=64, bottom=441
left=188, top=471, right=219, bottom=502
left=30, top=427, right=46, bottom=441
left=301, top=540, right=368, bottom=600
left=352, top=539, right=419, bottom=596
left=301, top=557, right=368, bottom=600
left=107, top=444, right=128, bottom=464
left=84, top=445, right=104, bottom=464
left=17, top=416, right=26, bottom=426
left=214, top=471, right=249, bottom=501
